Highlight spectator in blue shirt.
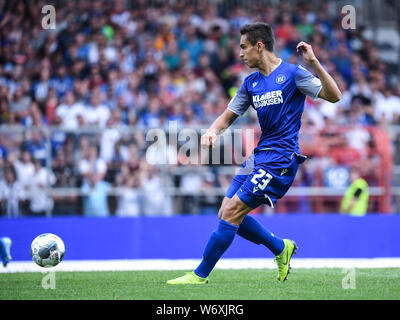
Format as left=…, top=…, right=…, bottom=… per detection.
left=81, top=172, right=110, bottom=217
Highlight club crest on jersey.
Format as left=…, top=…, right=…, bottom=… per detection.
left=252, top=90, right=283, bottom=109
left=276, top=74, right=286, bottom=84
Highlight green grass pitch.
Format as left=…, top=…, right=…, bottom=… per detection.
left=1, top=268, right=400, bottom=300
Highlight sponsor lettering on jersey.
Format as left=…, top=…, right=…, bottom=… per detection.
left=252, top=90, right=283, bottom=109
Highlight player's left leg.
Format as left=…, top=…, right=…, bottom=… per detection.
left=220, top=193, right=289, bottom=255
left=237, top=214, right=285, bottom=255
left=219, top=196, right=285, bottom=255
left=233, top=186, right=298, bottom=282
left=166, top=195, right=252, bottom=284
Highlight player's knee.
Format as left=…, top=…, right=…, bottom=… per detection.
left=220, top=197, right=246, bottom=226
left=218, top=197, right=229, bottom=219
left=218, top=207, right=223, bottom=220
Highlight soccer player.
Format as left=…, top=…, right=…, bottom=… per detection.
left=167, top=22, right=341, bottom=284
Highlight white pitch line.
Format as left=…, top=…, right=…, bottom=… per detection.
left=1, top=258, right=400, bottom=273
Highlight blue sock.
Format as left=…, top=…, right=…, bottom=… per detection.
left=237, top=215, right=284, bottom=256
left=194, top=220, right=239, bottom=278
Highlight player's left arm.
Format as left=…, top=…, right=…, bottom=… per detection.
left=296, top=41, right=342, bottom=103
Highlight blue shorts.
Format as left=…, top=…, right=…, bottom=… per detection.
left=226, top=149, right=306, bottom=209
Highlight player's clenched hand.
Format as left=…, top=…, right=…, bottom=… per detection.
left=296, top=41, right=318, bottom=64
left=201, top=129, right=218, bottom=148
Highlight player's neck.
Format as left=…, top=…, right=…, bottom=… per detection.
left=258, top=53, right=281, bottom=77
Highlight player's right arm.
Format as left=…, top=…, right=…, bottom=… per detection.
left=201, top=81, right=250, bottom=148
left=201, top=109, right=239, bottom=148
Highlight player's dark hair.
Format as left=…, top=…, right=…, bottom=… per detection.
left=240, top=22, right=275, bottom=52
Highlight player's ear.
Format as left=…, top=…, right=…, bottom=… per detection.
left=256, top=41, right=264, bottom=52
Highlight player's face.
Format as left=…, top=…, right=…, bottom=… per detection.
left=239, top=35, right=260, bottom=68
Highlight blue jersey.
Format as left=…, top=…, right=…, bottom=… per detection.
left=228, top=60, right=322, bottom=158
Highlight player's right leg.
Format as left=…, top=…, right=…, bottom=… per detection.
left=167, top=194, right=253, bottom=285
left=0, top=237, right=12, bottom=267
left=165, top=271, right=209, bottom=285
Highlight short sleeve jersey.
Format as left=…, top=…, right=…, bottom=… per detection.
left=228, top=60, right=322, bottom=157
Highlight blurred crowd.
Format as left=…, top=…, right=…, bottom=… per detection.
left=0, top=0, right=399, bottom=216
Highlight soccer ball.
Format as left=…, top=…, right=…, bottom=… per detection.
left=30, top=233, right=65, bottom=267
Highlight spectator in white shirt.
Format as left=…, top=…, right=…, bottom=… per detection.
left=28, top=159, right=56, bottom=215
left=0, top=165, right=25, bottom=217
left=54, top=90, right=85, bottom=130
left=374, top=87, right=400, bottom=124
left=78, top=144, right=107, bottom=181
left=139, top=162, right=172, bottom=216
left=100, top=108, right=123, bottom=162
left=12, top=150, right=35, bottom=193
left=115, top=173, right=142, bottom=217
left=83, top=88, right=110, bottom=127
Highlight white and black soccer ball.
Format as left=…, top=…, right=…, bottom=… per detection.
left=30, top=233, right=65, bottom=267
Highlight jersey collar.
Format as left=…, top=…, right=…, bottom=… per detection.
left=258, top=58, right=283, bottom=79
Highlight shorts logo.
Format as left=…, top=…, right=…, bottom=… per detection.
left=276, top=74, right=286, bottom=84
